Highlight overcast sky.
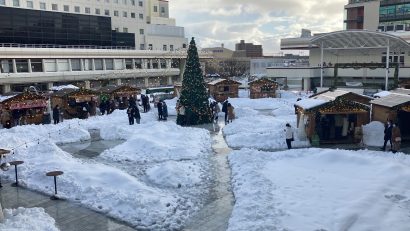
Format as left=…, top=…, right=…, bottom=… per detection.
left=169, top=0, right=346, bottom=54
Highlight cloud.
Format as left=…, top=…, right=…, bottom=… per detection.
left=169, top=0, right=346, bottom=53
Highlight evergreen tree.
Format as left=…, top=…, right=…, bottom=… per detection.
left=177, top=38, right=212, bottom=125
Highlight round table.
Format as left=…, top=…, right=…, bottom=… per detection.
left=46, top=171, right=64, bottom=200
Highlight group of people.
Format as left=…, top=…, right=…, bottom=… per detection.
left=156, top=100, right=168, bottom=121
left=382, top=120, right=402, bottom=153
left=126, top=104, right=141, bottom=125
left=221, top=100, right=235, bottom=124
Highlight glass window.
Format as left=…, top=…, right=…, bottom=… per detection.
left=105, top=59, right=114, bottom=70
left=123, top=27, right=128, bottom=33
left=114, top=10, right=119, bottom=16
left=134, top=59, right=142, bottom=69
left=44, top=59, right=57, bottom=72
left=139, top=29, right=144, bottom=34
left=64, top=5, right=69, bottom=12
left=160, top=59, right=166, bottom=68
left=13, top=0, right=19, bottom=7
left=131, top=0, right=135, bottom=6
left=125, top=59, right=132, bottom=69
left=52, top=4, right=58, bottom=11
left=82, top=59, right=93, bottom=71
left=131, top=13, right=135, bottom=18
left=39, top=2, right=46, bottom=9
left=163, top=45, right=167, bottom=51
left=148, top=44, right=153, bottom=50
left=0, top=60, right=14, bottom=73
left=154, top=6, right=158, bottom=12
left=71, top=59, right=81, bottom=71
left=171, top=59, right=179, bottom=68
left=0, top=0, right=5, bottom=6
left=15, top=59, right=29, bottom=73
left=31, top=59, right=43, bottom=72
left=152, top=59, right=159, bottom=69
left=94, top=59, right=103, bottom=70
left=139, top=44, right=145, bottom=50
left=139, top=13, right=143, bottom=19
left=104, top=9, right=110, bottom=16
left=95, top=8, right=100, bottom=15
left=123, top=11, right=127, bottom=17
left=170, top=45, right=174, bottom=51
left=58, top=59, right=70, bottom=72
left=114, top=59, right=124, bottom=70
left=138, top=1, right=142, bottom=7
left=75, top=6, right=80, bottom=13
left=85, top=7, right=90, bottom=14
left=26, top=1, right=33, bottom=8
left=161, top=7, right=165, bottom=13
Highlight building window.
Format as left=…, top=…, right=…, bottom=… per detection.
left=152, top=59, right=159, bottom=69
left=170, top=45, right=174, bottom=51
left=123, top=27, right=128, bottom=33
left=138, top=1, right=142, bottom=7
left=94, top=59, right=103, bottom=70
left=58, top=59, right=70, bottom=72
left=153, top=6, right=158, bottom=12
left=39, top=2, right=46, bottom=9
left=131, top=0, right=135, bottom=5
left=95, top=8, right=100, bottom=15
left=74, top=6, right=80, bottom=13
left=139, top=29, right=144, bottom=34
left=31, top=59, right=43, bottom=72
left=139, top=44, right=145, bottom=50
left=0, top=0, right=5, bottom=6
left=71, top=59, right=81, bottom=71
left=123, top=11, right=127, bottom=17
left=15, top=59, right=29, bottom=73
left=171, top=59, right=179, bottom=68
left=114, top=27, right=119, bottom=32
left=44, top=59, right=57, bottom=72
left=182, top=44, right=187, bottom=48
left=148, top=44, right=153, bottom=50
left=82, top=59, right=93, bottom=71
left=163, top=45, right=167, bottom=51
left=0, top=60, right=14, bottom=73
left=105, top=59, right=114, bottom=70
left=134, top=59, right=142, bottom=68
left=114, top=10, right=119, bottom=16
left=160, top=59, right=166, bottom=68
left=131, top=12, right=135, bottom=18
left=125, top=59, right=133, bottom=69
left=26, top=1, right=33, bottom=8
left=13, top=0, right=19, bottom=7
left=85, top=7, right=90, bottom=14
left=161, top=7, right=165, bottom=13
left=52, top=4, right=58, bottom=11
left=139, top=13, right=143, bottom=19
left=105, top=9, right=110, bottom=16
left=64, top=5, right=69, bottom=12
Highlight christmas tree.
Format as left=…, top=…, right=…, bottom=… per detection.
left=177, top=38, right=212, bottom=126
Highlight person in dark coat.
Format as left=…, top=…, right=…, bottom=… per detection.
left=53, top=105, right=60, bottom=124
left=134, top=105, right=141, bottom=124
left=128, top=96, right=137, bottom=108
left=11, top=109, right=20, bottom=127
left=157, top=101, right=163, bottom=120
left=162, top=101, right=168, bottom=120
left=127, top=106, right=134, bottom=125
left=382, top=121, right=393, bottom=151
left=222, top=100, right=229, bottom=124
left=141, top=95, right=148, bottom=112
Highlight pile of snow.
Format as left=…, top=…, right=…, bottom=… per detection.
left=146, top=161, right=202, bottom=188
left=362, top=121, right=385, bottom=147
left=0, top=94, right=17, bottom=103
left=228, top=148, right=410, bottom=231
left=374, top=91, right=391, bottom=98
left=50, top=84, right=79, bottom=91
left=272, top=106, right=295, bottom=116
left=0, top=207, right=59, bottom=231
left=227, top=98, right=285, bottom=110
left=163, top=97, right=178, bottom=116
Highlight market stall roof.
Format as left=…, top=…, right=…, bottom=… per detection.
left=98, top=85, right=140, bottom=94
left=51, top=88, right=96, bottom=97
left=370, top=93, right=410, bottom=108
left=0, top=92, right=47, bottom=110
left=248, top=78, right=278, bottom=85
left=207, top=79, right=241, bottom=86
left=295, top=98, right=329, bottom=110
left=373, top=91, right=391, bottom=98
left=390, top=88, right=410, bottom=95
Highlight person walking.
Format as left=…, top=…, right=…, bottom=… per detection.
left=157, top=101, right=163, bottom=120
left=52, top=105, right=60, bottom=124
left=391, top=123, right=401, bottom=153
left=127, top=106, right=134, bottom=125
left=162, top=101, right=168, bottom=121
left=227, top=103, right=235, bottom=123
left=133, top=105, right=141, bottom=124
left=222, top=100, right=229, bottom=124
left=177, top=103, right=186, bottom=126
left=212, top=102, right=220, bottom=123
left=285, top=123, right=294, bottom=149
left=382, top=121, right=393, bottom=151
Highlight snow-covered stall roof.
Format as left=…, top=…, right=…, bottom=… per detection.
left=295, top=98, right=329, bottom=110
left=370, top=93, right=410, bottom=108
left=50, top=84, right=79, bottom=91
left=207, top=79, right=241, bottom=86
left=373, top=91, right=391, bottom=98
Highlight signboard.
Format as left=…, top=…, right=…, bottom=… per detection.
left=7, top=100, right=47, bottom=110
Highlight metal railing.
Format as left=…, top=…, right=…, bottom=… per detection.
left=0, top=43, right=135, bottom=50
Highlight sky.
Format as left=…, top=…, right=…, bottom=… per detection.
left=169, top=0, right=346, bottom=55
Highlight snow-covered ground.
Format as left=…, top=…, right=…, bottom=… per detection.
left=0, top=109, right=212, bottom=230
left=0, top=207, right=59, bottom=231
left=228, top=148, right=410, bottom=231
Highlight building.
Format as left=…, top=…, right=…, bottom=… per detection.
left=250, top=54, right=309, bottom=77
left=344, top=0, right=380, bottom=30
left=0, top=1, right=211, bottom=94
left=235, top=40, right=263, bottom=58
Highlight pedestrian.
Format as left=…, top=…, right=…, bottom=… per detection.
left=11, top=109, right=20, bottom=127
left=129, top=96, right=137, bottom=108
left=127, top=106, right=134, bottom=125
left=157, top=100, right=163, bottom=120
left=53, top=105, right=60, bottom=124
left=0, top=109, right=11, bottom=129
left=99, top=100, right=106, bottom=115
left=227, top=103, right=235, bottom=123
left=381, top=120, right=393, bottom=151
left=391, top=123, right=401, bottom=153
left=162, top=101, right=168, bottom=120
left=222, top=100, right=229, bottom=123
left=177, top=103, right=186, bottom=126
left=285, top=123, right=294, bottom=149
left=212, top=102, right=220, bottom=123
left=133, top=105, right=141, bottom=124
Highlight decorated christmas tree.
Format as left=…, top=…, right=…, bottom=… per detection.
left=177, top=38, right=212, bottom=125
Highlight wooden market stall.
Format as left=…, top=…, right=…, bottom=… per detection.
left=295, top=90, right=372, bottom=144
left=98, top=85, right=140, bottom=110
left=208, top=79, right=241, bottom=102
left=0, top=91, right=47, bottom=127
left=371, top=92, right=410, bottom=140
left=51, top=88, right=98, bottom=119
left=249, top=78, right=279, bottom=99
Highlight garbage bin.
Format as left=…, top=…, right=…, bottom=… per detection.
left=42, top=113, right=51, bottom=124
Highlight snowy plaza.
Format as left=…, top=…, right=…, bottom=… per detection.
left=0, top=89, right=410, bottom=231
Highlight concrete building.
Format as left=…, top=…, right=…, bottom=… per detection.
left=250, top=54, right=309, bottom=76
left=235, top=40, right=263, bottom=57
left=344, top=0, right=380, bottom=30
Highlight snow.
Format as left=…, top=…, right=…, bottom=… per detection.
left=362, top=121, right=385, bottom=147
left=0, top=109, right=212, bottom=230
left=0, top=207, right=59, bottom=231
left=0, top=94, right=17, bottom=103
left=374, top=91, right=391, bottom=98
left=228, top=148, right=410, bottom=231
left=294, top=98, right=328, bottom=109
left=164, top=97, right=178, bottom=116
left=50, top=84, right=79, bottom=91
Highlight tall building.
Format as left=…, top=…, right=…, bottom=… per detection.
left=344, top=0, right=380, bottom=30
left=235, top=40, right=263, bottom=57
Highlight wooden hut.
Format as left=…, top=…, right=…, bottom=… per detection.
left=0, top=91, right=47, bottom=127
left=98, top=85, right=140, bottom=110
left=249, top=78, right=279, bottom=99
left=371, top=92, right=410, bottom=140
left=295, top=90, right=372, bottom=144
left=51, top=88, right=98, bottom=119
left=208, top=79, right=241, bottom=102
